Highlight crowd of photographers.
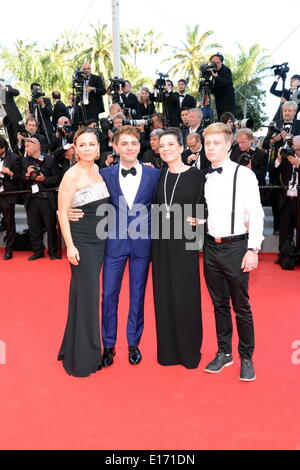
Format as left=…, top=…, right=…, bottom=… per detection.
left=0, top=58, right=300, bottom=269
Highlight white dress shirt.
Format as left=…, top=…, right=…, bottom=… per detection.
left=205, top=158, right=264, bottom=250
left=119, top=161, right=142, bottom=210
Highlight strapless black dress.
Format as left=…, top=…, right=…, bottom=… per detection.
left=58, top=183, right=109, bottom=377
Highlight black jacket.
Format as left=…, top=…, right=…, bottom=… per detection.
left=22, top=154, right=61, bottom=211
left=52, top=100, right=70, bottom=129
left=0, top=150, right=22, bottom=203
left=2, top=86, right=23, bottom=124
left=230, top=144, right=268, bottom=186
left=82, top=74, right=106, bottom=119
left=120, top=92, right=139, bottom=116
left=211, top=65, right=235, bottom=117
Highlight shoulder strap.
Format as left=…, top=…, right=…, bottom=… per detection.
left=231, top=165, right=240, bottom=235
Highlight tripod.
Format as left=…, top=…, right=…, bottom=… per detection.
left=73, top=86, right=88, bottom=126
left=33, top=103, right=51, bottom=145
left=199, top=78, right=214, bottom=127
left=153, top=87, right=170, bottom=125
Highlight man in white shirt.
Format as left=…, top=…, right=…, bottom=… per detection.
left=202, top=123, right=264, bottom=381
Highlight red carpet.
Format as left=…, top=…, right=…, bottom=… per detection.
left=0, top=250, right=299, bottom=450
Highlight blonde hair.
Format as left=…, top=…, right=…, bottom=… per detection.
left=203, top=122, right=233, bottom=142
left=139, top=87, right=152, bottom=105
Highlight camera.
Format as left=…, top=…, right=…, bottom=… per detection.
left=271, top=62, right=290, bottom=78
left=200, top=62, right=216, bottom=77
left=31, top=89, right=45, bottom=101
left=234, top=118, right=254, bottom=129
left=27, top=165, right=43, bottom=180
left=199, top=62, right=216, bottom=93
left=280, top=147, right=295, bottom=159
left=239, top=148, right=255, bottom=166
left=17, top=122, right=30, bottom=138
left=154, top=72, right=169, bottom=90
left=57, top=124, right=73, bottom=135
left=123, top=118, right=152, bottom=127
left=72, top=67, right=88, bottom=90
left=109, top=77, right=126, bottom=91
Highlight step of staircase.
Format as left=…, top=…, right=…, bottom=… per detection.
left=0, top=205, right=282, bottom=253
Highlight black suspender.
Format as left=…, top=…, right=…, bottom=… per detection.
left=231, top=165, right=240, bottom=235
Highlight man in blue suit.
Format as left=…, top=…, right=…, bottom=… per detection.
left=69, top=126, right=160, bottom=367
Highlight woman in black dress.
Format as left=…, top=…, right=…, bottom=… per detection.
left=152, top=128, right=204, bottom=369
left=57, top=128, right=109, bottom=377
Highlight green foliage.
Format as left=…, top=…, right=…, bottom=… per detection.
left=162, top=25, right=222, bottom=97
left=226, top=43, right=271, bottom=130
left=0, top=24, right=271, bottom=126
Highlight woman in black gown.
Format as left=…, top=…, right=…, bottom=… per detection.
left=152, top=128, right=204, bottom=369
left=57, top=128, right=109, bottom=377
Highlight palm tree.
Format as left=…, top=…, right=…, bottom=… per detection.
left=226, top=43, right=271, bottom=127
left=75, top=23, right=113, bottom=83
left=162, top=25, right=222, bottom=95
left=122, top=28, right=147, bottom=65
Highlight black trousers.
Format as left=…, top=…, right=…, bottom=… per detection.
left=0, top=198, right=15, bottom=250
left=279, top=197, right=297, bottom=252
left=26, top=198, right=57, bottom=255
left=203, top=238, right=255, bottom=359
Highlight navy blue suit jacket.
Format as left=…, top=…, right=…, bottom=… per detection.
left=100, top=163, right=160, bottom=258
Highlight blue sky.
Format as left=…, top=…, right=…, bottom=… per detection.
left=1, top=0, right=299, bottom=120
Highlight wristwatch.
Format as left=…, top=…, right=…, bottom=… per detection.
left=248, top=248, right=260, bottom=254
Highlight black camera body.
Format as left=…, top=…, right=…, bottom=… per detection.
left=72, top=67, right=88, bottom=90
left=31, top=89, right=45, bottom=101
left=28, top=165, right=44, bottom=180
left=239, top=148, right=255, bottom=166
left=271, top=62, right=289, bottom=78
left=280, top=147, right=295, bottom=159
left=57, top=124, right=73, bottom=135
left=154, top=72, right=169, bottom=90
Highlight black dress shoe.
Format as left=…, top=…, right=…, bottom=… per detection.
left=4, top=250, right=13, bottom=260
left=128, top=346, right=142, bottom=365
left=102, top=347, right=115, bottom=367
left=28, top=253, right=45, bottom=261
left=49, top=254, right=58, bottom=260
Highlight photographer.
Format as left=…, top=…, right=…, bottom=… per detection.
left=0, top=81, right=23, bottom=149
left=230, top=129, right=267, bottom=186
left=28, top=83, right=54, bottom=142
left=0, top=136, right=21, bottom=260
left=181, top=132, right=209, bottom=170
left=118, top=80, right=139, bottom=117
left=264, top=101, right=300, bottom=234
left=210, top=54, right=235, bottom=120
left=140, top=129, right=164, bottom=169
left=273, top=135, right=300, bottom=269
left=51, top=91, right=70, bottom=129
left=22, top=137, right=60, bottom=261
left=15, top=118, right=49, bottom=156
left=49, top=116, right=74, bottom=153
left=80, top=63, right=106, bottom=121
left=54, top=143, right=77, bottom=177
left=270, top=71, right=300, bottom=120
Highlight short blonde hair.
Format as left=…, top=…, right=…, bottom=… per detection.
left=203, top=122, right=232, bottom=142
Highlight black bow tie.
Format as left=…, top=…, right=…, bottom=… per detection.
left=0, top=157, right=4, bottom=162
left=121, top=167, right=137, bottom=178
left=207, top=167, right=223, bottom=174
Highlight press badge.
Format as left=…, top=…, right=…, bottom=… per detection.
left=31, top=184, right=39, bottom=194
